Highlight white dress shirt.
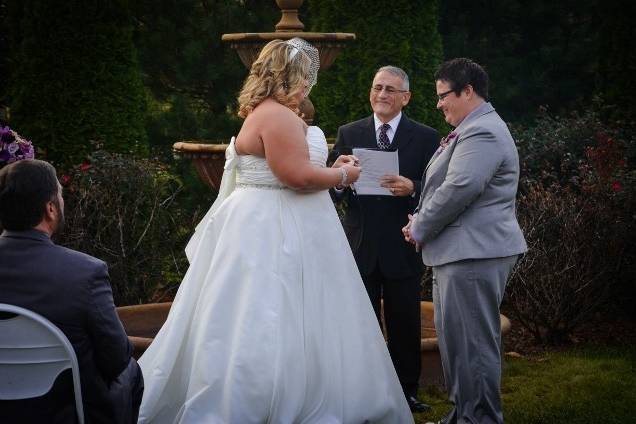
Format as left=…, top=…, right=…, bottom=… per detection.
left=373, top=112, right=402, bottom=146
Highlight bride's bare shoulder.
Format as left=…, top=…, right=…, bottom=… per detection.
left=251, top=99, right=298, bottom=122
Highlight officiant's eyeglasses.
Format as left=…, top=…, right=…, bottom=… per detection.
left=371, top=85, right=408, bottom=95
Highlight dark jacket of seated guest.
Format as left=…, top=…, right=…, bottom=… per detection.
left=0, top=160, right=143, bottom=424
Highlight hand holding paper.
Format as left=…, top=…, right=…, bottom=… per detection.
left=380, top=174, right=414, bottom=197
left=352, top=148, right=399, bottom=195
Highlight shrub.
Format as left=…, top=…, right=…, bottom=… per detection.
left=507, top=104, right=635, bottom=344
left=510, top=183, right=616, bottom=344
left=513, top=102, right=635, bottom=189
left=56, top=149, right=205, bottom=305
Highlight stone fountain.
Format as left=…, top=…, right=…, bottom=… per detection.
left=121, top=1, right=512, bottom=389
left=172, top=0, right=355, bottom=191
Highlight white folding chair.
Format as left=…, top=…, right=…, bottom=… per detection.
left=0, top=303, right=84, bottom=424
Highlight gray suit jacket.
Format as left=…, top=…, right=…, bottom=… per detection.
left=411, top=102, right=527, bottom=266
left=0, top=229, right=142, bottom=424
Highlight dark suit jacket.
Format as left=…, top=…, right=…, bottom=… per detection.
left=0, top=229, right=141, bottom=424
left=331, top=114, right=439, bottom=279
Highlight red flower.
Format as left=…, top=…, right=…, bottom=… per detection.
left=79, top=162, right=92, bottom=172
left=60, top=174, right=72, bottom=185
left=611, top=181, right=622, bottom=192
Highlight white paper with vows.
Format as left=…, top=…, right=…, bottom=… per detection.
left=352, top=148, right=399, bottom=195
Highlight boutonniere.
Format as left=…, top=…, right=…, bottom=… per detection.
left=437, top=131, right=458, bottom=153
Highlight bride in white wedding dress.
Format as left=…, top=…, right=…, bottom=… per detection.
left=138, top=38, right=414, bottom=424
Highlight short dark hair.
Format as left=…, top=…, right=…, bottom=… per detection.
left=434, top=58, right=489, bottom=101
left=0, top=160, right=60, bottom=230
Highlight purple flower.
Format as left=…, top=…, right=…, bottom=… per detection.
left=7, top=142, right=19, bottom=154
left=0, top=126, right=35, bottom=166
left=0, top=126, right=15, bottom=144
left=18, top=142, right=34, bottom=160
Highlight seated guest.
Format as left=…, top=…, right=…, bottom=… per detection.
left=0, top=159, right=143, bottom=424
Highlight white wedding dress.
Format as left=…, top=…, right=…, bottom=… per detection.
left=138, top=126, right=413, bottom=424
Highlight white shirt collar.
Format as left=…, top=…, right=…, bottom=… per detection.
left=373, top=112, right=402, bottom=144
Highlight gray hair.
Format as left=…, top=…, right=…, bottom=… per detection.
left=375, top=66, right=410, bottom=91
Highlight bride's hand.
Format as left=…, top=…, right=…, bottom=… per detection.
left=332, top=154, right=359, bottom=168
left=342, top=163, right=361, bottom=184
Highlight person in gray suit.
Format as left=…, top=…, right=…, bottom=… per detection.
left=405, top=58, right=527, bottom=424
left=0, top=159, right=143, bottom=424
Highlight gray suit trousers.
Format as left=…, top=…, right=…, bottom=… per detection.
left=432, top=255, right=518, bottom=424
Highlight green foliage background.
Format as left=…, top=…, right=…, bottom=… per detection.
left=308, top=0, right=446, bottom=136
left=438, top=0, right=635, bottom=123
left=597, top=0, right=636, bottom=117
left=6, top=0, right=147, bottom=167
left=133, top=0, right=280, bottom=147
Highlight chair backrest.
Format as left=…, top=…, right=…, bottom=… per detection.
left=0, top=303, right=84, bottom=424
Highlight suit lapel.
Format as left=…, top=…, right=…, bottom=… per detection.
left=423, top=103, right=495, bottom=177
left=453, top=102, right=495, bottom=134
left=391, top=115, right=414, bottom=152
left=421, top=134, right=460, bottom=199
left=424, top=147, right=441, bottom=175
left=361, top=116, right=378, bottom=148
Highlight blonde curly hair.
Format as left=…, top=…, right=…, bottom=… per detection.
left=237, top=39, right=312, bottom=118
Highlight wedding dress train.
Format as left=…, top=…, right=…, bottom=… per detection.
left=138, top=126, right=413, bottom=423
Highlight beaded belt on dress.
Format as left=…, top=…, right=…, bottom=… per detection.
left=235, top=182, right=287, bottom=190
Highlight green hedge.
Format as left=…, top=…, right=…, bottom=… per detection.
left=308, top=0, right=446, bottom=136
left=7, top=0, right=147, bottom=167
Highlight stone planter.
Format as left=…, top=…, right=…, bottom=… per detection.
left=419, top=301, right=511, bottom=388
left=116, top=302, right=172, bottom=359
left=116, top=300, right=511, bottom=389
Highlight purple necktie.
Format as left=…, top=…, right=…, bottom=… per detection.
left=378, top=123, right=391, bottom=150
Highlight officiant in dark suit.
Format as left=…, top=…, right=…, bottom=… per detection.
left=331, top=66, right=439, bottom=412
left=0, top=159, right=144, bottom=424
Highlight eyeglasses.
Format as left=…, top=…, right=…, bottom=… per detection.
left=371, top=85, right=408, bottom=95
left=437, top=89, right=455, bottom=101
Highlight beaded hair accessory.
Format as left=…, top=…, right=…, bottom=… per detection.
left=285, top=37, right=320, bottom=92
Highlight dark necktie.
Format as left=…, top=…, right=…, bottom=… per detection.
left=378, top=123, right=391, bottom=150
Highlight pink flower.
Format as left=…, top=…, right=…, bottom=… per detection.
left=79, top=162, right=92, bottom=172
left=611, top=181, right=622, bottom=192
left=61, top=175, right=72, bottom=185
